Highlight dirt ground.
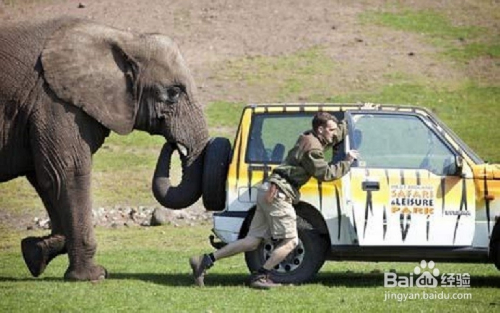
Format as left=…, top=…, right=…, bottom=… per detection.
left=2, top=0, right=498, bottom=106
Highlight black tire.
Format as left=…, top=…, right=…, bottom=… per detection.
left=489, top=220, right=500, bottom=270
left=202, top=137, right=231, bottom=211
left=244, top=216, right=329, bottom=284
left=494, top=244, right=500, bottom=271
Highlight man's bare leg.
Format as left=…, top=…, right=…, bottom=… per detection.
left=189, top=236, right=261, bottom=286
left=213, top=236, right=261, bottom=260
left=261, top=237, right=298, bottom=271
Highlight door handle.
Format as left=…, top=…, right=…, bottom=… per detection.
left=362, top=181, right=380, bottom=191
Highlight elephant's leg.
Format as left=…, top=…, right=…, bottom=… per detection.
left=59, top=172, right=108, bottom=281
left=21, top=173, right=67, bottom=277
left=28, top=101, right=109, bottom=281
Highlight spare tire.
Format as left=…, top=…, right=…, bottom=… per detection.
left=202, top=137, right=231, bottom=211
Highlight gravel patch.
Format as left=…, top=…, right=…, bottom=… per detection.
left=20, top=204, right=213, bottom=231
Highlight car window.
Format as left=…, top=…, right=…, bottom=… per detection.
left=246, top=112, right=344, bottom=164
left=350, top=113, right=457, bottom=175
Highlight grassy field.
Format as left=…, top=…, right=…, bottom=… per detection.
left=1, top=225, right=499, bottom=312
left=0, top=2, right=499, bottom=312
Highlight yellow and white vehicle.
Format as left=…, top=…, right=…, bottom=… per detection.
left=203, top=103, right=500, bottom=284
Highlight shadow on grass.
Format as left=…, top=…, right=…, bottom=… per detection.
left=110, top=272, right=249, bottom=287
left=2, top=271, right=498, bottom=288
left=314, top=272, right=500, bottom=288
left=0, top=272, right=248, bottom=287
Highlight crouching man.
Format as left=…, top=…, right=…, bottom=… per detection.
left=189, top=112, right=359, bottom=289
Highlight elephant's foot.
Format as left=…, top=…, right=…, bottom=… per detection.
left=64, top=264, right=108, bottom=282
left=21, top=235, right=66, bottom=277
left=21, top=237, right=48, bottom=277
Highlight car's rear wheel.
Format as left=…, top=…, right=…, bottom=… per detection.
left=244, top=216, right=329, bottom=284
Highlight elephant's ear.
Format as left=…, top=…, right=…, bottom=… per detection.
left=42, top=20, right=138, bottom=135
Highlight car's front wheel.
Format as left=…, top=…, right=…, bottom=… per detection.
left=490, top=220, right=500, bottom=270
left=244, top=216, right=329, bottom=284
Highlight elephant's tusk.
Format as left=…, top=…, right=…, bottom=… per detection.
left=177, top=143, right=188, bottom=157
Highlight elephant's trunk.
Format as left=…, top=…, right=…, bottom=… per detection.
left=152, top=143, right=204, bottom=209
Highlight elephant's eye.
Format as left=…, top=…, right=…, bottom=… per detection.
left=154, top=87, right=169, bottom=103
left=166, top=86, right=182, bottom=104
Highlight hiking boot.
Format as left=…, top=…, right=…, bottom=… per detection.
left=189, top=254, right=214, bottom=287
left=249, top=272, right=282, bottom=290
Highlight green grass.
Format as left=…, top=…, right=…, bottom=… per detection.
left=445, top=42, right=500, bottom=62
left=361, top=10, right=482, bottom=39
left=206, top=101, right=246, bottom=139
left=219, top=47, right=337, bottom=101
left=1, top=225, right=499, bottom=312
left=360, top=9, right=498, bottom=63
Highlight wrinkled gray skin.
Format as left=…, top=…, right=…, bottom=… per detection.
left=0, top=18, right=209, bottom=281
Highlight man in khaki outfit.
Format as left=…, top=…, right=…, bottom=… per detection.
left=189, top=112, right=359, bottom=289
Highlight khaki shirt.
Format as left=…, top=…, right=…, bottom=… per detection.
left=268, top=120, right=351, bottom=203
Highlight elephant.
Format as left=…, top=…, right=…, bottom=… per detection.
left=0, top=18, right=209, bottom=281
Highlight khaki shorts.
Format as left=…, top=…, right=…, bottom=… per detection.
left=247, top=182, right=297, bottom=240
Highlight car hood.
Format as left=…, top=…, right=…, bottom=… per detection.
left=472, top=163, right=500, bottom=180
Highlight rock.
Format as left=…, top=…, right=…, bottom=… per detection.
left=37, top=218, right=51, bottom=229
left=150, top=207, right=169, bottom=226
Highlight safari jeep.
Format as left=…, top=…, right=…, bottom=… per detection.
left=204, top=103, right=500, bottom=284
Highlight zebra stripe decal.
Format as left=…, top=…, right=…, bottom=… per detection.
left=247, top=166, right=253, bottom=201
left=383, top=205, right=387, bottom=240
left=235, top=128, right=243, bottom=192
left=363, top=169, right=373, bottom=239
left=335, top=186, right=341, bottom=240
left=318, top=181, right=323, bottom=212
left=440, top=177, right=446, bottom=215
left=484, top=167, right=492, bottom=236
left=400, top=212, right=411, bottom=241
left=352, top=205, right=358, bottom=236
left=363, top=190, right=373, bottom=239
left=452, top=179, right=468, bottom=244
left=426, top=214, right=430, bottom=241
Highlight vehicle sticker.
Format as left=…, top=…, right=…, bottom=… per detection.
left=390, top=185, right=435, bottom=215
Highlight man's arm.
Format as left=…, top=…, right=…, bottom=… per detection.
left=331, top=119, right=348, bottom=156
left=302, top=149, right=353, bottom=182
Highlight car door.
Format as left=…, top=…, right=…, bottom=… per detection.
left=343, top=110, right=475, bottom=246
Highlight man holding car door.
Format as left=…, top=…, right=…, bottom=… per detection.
left=189, top=111, right=359, bottom=289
